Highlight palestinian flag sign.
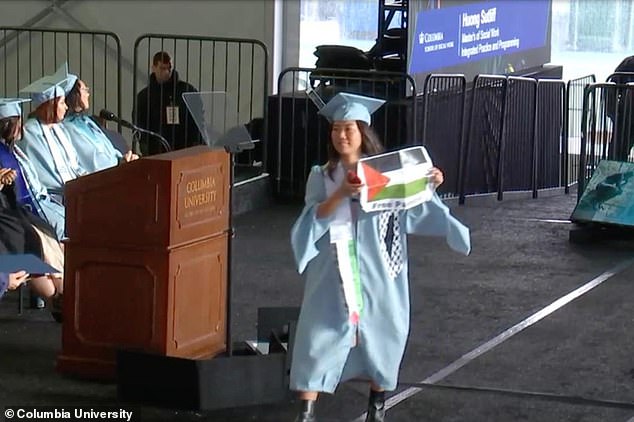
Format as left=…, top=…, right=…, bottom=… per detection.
left=357, top=146, right=434, bottom=212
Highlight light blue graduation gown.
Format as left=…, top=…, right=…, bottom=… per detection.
left=15, top=147, right=66, bottom=240
left=20, top=118, right=87, bottom=199
left=63, top=113, right=122, bottom=173
left=0, top=137, right=66, bottom=240
left=10, top=143, right=66, bottom=240
left=289, top=165, right=471, bottom=393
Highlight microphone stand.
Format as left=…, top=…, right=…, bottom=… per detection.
left=130, top=126, right=172, bottom=154
left=222, top=138, right=255, bottom=358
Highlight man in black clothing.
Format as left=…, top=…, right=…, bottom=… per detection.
left=133, top=51, right=203, bottom=155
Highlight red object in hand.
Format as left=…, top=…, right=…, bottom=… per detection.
left=347, top=170, right=362, bottom=184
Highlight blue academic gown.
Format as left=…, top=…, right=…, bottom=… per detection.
left=0, top=141, right=66, bottom=240
left=20, top=118, right=87, bottom=200
left=289, top=165, right=471, bottom=393
left=63, top=113, right=122, bottom=173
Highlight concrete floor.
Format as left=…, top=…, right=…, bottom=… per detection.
left=2, top=188, right=634, bottom=422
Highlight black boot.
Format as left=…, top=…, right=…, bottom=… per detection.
left=294, top=399, right=316, bottom=422
left=365, top=390, right=386, bottom=422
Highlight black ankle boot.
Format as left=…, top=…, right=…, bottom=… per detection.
left=294, top=399, right=316, bottom=422
left=365, top=390, right=386, bottom=422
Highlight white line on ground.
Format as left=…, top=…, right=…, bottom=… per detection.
left=351, top=259, right=634, bottom=422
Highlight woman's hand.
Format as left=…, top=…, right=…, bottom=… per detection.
left=316, top=170, right=364, bottom=219
left=0, top=168, right=17, bottom=185
left=8, top=270, right=29, bottom=290
left=428, top=167, right=444, bottom=188
left=338, top=170, right=364, bottom=197
left=123, top=150, right=140, bottom=162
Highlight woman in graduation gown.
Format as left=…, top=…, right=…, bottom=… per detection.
left=0, top=98, right=66, bottom=240
left=62, top=76, right=137, bottom=173
left=0, top=98, right=64, bottom=319
left=289, top=93, right=471, bottom=422
left=19, top=69, right=88, bottom=204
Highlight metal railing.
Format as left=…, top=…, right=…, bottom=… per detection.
left=271, top=67, right=417, bottom=199
left=566, top=74, right=596, bottom=193
left=501, top=76, right=538, bottom=196
left=132, top=34, right=268, bottom=169
left=460, top=75, right=508, bottom=203
left=2, top=26, right=606, bottom=206
left=455, top=75, right=568, bottom=204
left=270, top=68, right=585, bottom=204
left=578, top=83, right=634, bottom=199
left=0, top=26, right=121, bottom=120
left=535, top=80, right=566, bottom=198
left=419, top=74, right=467, bottom=197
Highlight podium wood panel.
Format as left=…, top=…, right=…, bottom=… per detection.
left=65, top=146, right=230, bottom=248
left=58, top=234, right=228, bottom=379
left=59, top=146, right=230, bottom=380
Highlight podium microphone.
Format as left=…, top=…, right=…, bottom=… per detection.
left=99, top=109, right=171, bottom=153
left=99, top=109, right=137, bottom=131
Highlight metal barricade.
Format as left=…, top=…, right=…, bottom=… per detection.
left=459, top=75, right=508, bottom=203
left=578, top=83, right=634, bottom=199
left=604, top=71, right=634, bottom=164
left=272, top=67, right=417, bottom=199
left=419, top=74, right=467, bottom=198
left=133, top=34, right=268, bottom=171
left=535, top=79, right=566, bottom=198
left=0, top=26, right=121, bottom=119
left=566, top=74, right=596, bottom=193
left=501, top=76, right=538, bottom=197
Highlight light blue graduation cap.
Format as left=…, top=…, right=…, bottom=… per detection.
left=318, top=92, right=385, bottom=125
left=19, top=62, right=77, bottom=108
left=59, top=62, right=79, bottom=95
left=0, top=98, right=30, bottom=119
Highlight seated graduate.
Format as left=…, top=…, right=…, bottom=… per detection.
left=18, top=65, right=88, bottom=203
left=0, top=162, right=64, bottom=320
left=63, top=74, right=138, bottom=173
left=0, top=98, right=65, bottom=240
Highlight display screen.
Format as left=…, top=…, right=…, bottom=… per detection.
left=408, top=0, right=552, bottom=90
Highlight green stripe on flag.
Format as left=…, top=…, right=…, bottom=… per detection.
left=348, top=240, right=363, bottom=315
left=369, top=177, right=428, bottom=202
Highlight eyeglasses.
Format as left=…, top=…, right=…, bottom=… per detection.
left=80, top=87, right=90, bottom=92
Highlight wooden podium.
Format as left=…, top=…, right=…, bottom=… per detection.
left=57, top=146, right=230, bottom=379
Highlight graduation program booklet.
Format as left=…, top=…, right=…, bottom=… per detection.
left=357, top=146, right=434, bottom=212
left=0, top=254, right=61, bottom=275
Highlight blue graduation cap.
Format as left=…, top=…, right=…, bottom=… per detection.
left=19, top=62, right=77, bottom=108
left=60, top=63, right=79, bottom=95
left=318, top=92, right=385, bottom=125
left=0, top=97, right=30, bottom=119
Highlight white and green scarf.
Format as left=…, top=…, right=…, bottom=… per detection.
left=324, top=164, right=363, bottom=323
